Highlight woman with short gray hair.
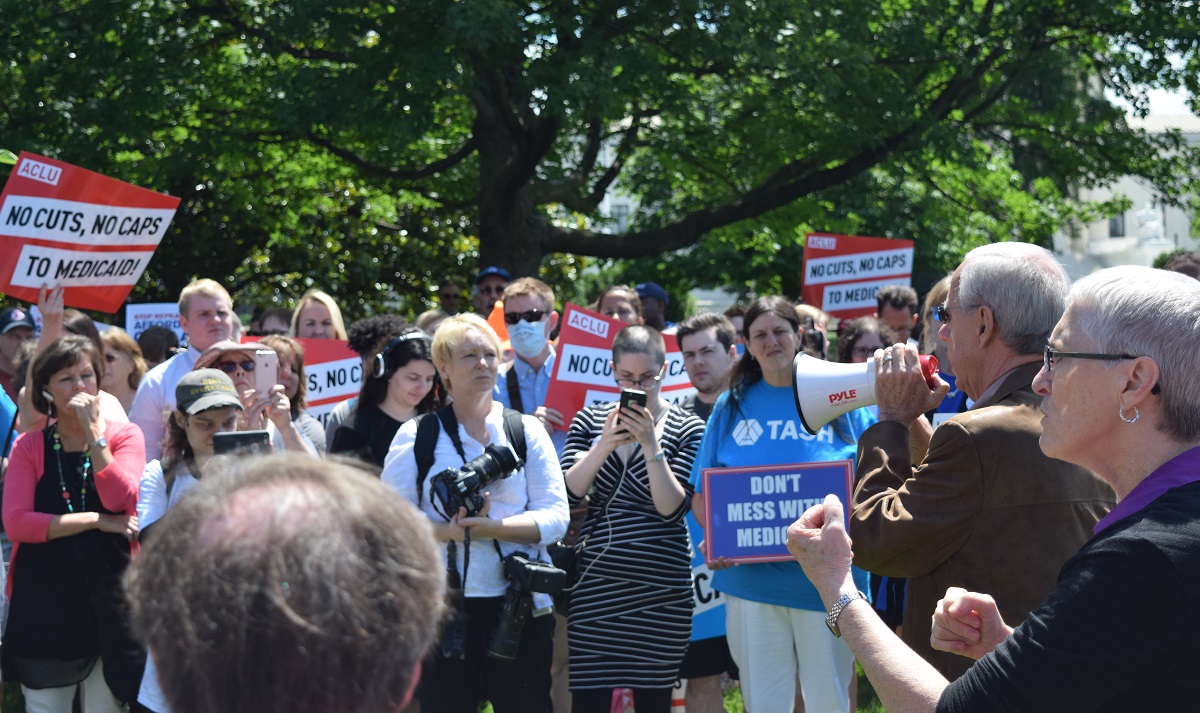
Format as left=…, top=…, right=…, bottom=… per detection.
left=787, top=265, right=1200, bottom=712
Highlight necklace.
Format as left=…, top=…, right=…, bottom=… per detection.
left=51, top=425, right=91, bottom=513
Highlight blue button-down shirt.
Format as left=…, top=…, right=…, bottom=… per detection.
left=494, top=348, right=567, bottom=456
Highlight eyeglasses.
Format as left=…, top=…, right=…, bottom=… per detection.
left=215, top=359, right=255, bottom=374
left=504, top=309, right=546, bottom=325
left=614, top=373, right=663, bottom=389
left=933, top=303, right=981, bottom=323
left=1043, top=346, right=1161, bottom=394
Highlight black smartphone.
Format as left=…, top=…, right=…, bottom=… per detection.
left=617, top=389, right=647, bottom=425
left=213, top=430, right=271, bottom=456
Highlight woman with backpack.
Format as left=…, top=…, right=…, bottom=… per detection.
left=381, top=313, right=568, bottom=713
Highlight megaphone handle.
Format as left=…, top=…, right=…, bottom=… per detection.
left=919, top=355, right=940, bottom=389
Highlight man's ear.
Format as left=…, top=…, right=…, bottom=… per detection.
left=547, top=310, right=560, bottom=334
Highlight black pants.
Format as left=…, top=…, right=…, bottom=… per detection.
left=418, top=595, right=555, bottom=713
left=571, top=687, right=673, bottom=713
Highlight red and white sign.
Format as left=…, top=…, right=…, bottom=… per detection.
left=545, top=303, right=695, bottom=430
left=295, top=339, right=362, bottom=423
left=800, top=233, right=914, bottom=319
left=0, top=152, right=179, bottom=313
left=243, top=336, right=362, bottom=424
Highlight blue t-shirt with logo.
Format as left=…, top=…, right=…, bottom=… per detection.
left=689, top=380, right=873, bottom=611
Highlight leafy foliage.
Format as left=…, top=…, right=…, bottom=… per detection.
left=2, top=0, right=1198, bottom=316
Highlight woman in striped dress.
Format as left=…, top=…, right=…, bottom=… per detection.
left=560, top=325, right=705, bottom=713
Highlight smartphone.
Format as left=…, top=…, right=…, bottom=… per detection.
left=213, top=430, right=272, bottom=456
left=617, top=389, right=647, bottom=426
left=255, top=349, right=278, bottom=396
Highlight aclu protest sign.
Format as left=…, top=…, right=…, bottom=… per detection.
left=0, top=152, right=179, bottom=313
left=126, top=303, right=184, bottom=344
left=800, top=233, right=915, bottom=319
left=701, top=461, right=854, bottom=565
left=544, top=303, right=695, bottom=430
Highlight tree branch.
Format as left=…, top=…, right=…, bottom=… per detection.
left=198, top=0, right=351, bottom=62
left=306, top=133, right=477, bottom=181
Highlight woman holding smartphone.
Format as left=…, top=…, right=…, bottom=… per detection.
left=559, top=325, right=705, bottom=713
left=135, top=368, right=243, bottom=712
left=192, top=341, right=315, bottom=455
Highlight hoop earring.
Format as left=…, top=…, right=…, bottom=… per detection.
left=1119, top=401, right=1139, bottom=424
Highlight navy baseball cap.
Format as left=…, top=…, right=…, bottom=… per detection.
left=636, top=282, right=669, bottom=305
left=476, top=266, right=512, bottom=284
left=0, top=307, right=35, bottom=335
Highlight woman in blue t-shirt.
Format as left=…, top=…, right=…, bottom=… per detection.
left=690, top=296, right=872, bottom=713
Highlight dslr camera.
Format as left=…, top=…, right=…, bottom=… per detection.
left=488, top=554, right=567, bottom=661
left=430, top=443, right=523, bottom=516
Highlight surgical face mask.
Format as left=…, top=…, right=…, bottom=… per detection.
left=508, top=319, right=547, bottom=360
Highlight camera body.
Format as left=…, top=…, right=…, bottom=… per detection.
left=487, top=554, right=567, bottom=661
left=430, top=443, right=523, bottom=516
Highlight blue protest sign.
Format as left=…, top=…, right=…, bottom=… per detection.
left=701, top=461, right=853, bottom=565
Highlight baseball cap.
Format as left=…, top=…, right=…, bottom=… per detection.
left=176, top=369, right=243, bottom=415
left=0, top=307, right=36, bottom=335
left=476, top=266, right=512, bottom=285
left=636, top=282, right=669, bottom=305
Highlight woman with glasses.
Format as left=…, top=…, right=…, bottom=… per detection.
left=836, top=317, right=896, bottom=366
left=788, top=265, right=1200, bottom=712
left=192, top=341, right=315, bottom=455
left=689, top=296, right=874, bottom=713
left=99, top=328, right=146, bottom=415
left=259, top=335, right=327, bottom=456
left=559, top=325, right=704, bottom=713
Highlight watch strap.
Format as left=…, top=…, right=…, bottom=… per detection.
left=825, top=590, right=868, bottom=638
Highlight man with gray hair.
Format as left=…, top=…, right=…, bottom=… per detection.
left=127, top=454, right=445, bottom=713
left=848, top=243, right=1115, bottom=680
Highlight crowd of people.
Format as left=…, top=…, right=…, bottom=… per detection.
left=0, top=247, right=1197, bottom=713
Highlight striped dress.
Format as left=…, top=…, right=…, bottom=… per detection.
left=560, top=403, right=705, bottom=690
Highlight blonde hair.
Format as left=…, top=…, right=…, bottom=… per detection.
left=921, top=275, right=952, bottom=355
left=290, top=289, right=348, bottom=340
left=178, top=279, right=232, bottom=317
left=100, top=326, right=148, bottom=390
left=430, top=314, right=501, bottom=392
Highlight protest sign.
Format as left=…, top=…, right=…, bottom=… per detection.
left=701, top=460, right=854, bottom=565
left=241, top=336, right=361, bottom=425
left=0, top=152, right=179, bottom=313
left=800, top=233, right=915, bottom=319
left=125, top=303, right=184, bottom=344
left=686, top=513, right=728, bottom=641
left=295, top=338, right=361, bottom=424
left=544, top=303, right=695, bottom=430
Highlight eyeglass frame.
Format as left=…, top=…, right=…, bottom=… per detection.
left=933, top=302, right=982, bottom=323
left=1043, top=346, right=1161, bottom=395
left=215, top=359, right=256, bottom=374
left=613, top=372, right=664, bottom=389
left=503, top=309, right=547, bottom=326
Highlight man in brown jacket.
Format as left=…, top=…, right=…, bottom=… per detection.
left=849, top=243, right=1115, bottom=681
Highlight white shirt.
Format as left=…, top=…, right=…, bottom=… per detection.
left=128, top=345, right=201, bottom=461
left=381, top=403, right=569, bottom=597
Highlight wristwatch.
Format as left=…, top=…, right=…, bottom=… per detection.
left=90, top=436, right=109, bottom=450
left=825, top=590, right=868, bottom=638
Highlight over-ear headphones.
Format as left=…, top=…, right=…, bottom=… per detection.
left=372, top=331, right=431, bottom=379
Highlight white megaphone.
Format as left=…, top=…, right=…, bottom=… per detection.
left=792, top=353, right=940, bottom=435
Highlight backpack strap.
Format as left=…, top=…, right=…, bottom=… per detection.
left=413, top=410, right=443, bottom=507
left=501, top=408, right=526, bottom=464
left=504, top=364, right=525, bottom=414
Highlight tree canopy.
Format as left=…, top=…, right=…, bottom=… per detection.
left=3, top=0, right=1198, bottom=315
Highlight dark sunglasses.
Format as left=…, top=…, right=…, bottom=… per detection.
left=504, top=309, right=546, bottom=325
left=215, top=359, right=255, bottom=374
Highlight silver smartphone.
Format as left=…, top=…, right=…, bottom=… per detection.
left=254, top=349, right=278, bottom=396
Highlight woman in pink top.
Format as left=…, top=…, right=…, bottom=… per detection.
left=3, top=335, right=145, bottom=712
